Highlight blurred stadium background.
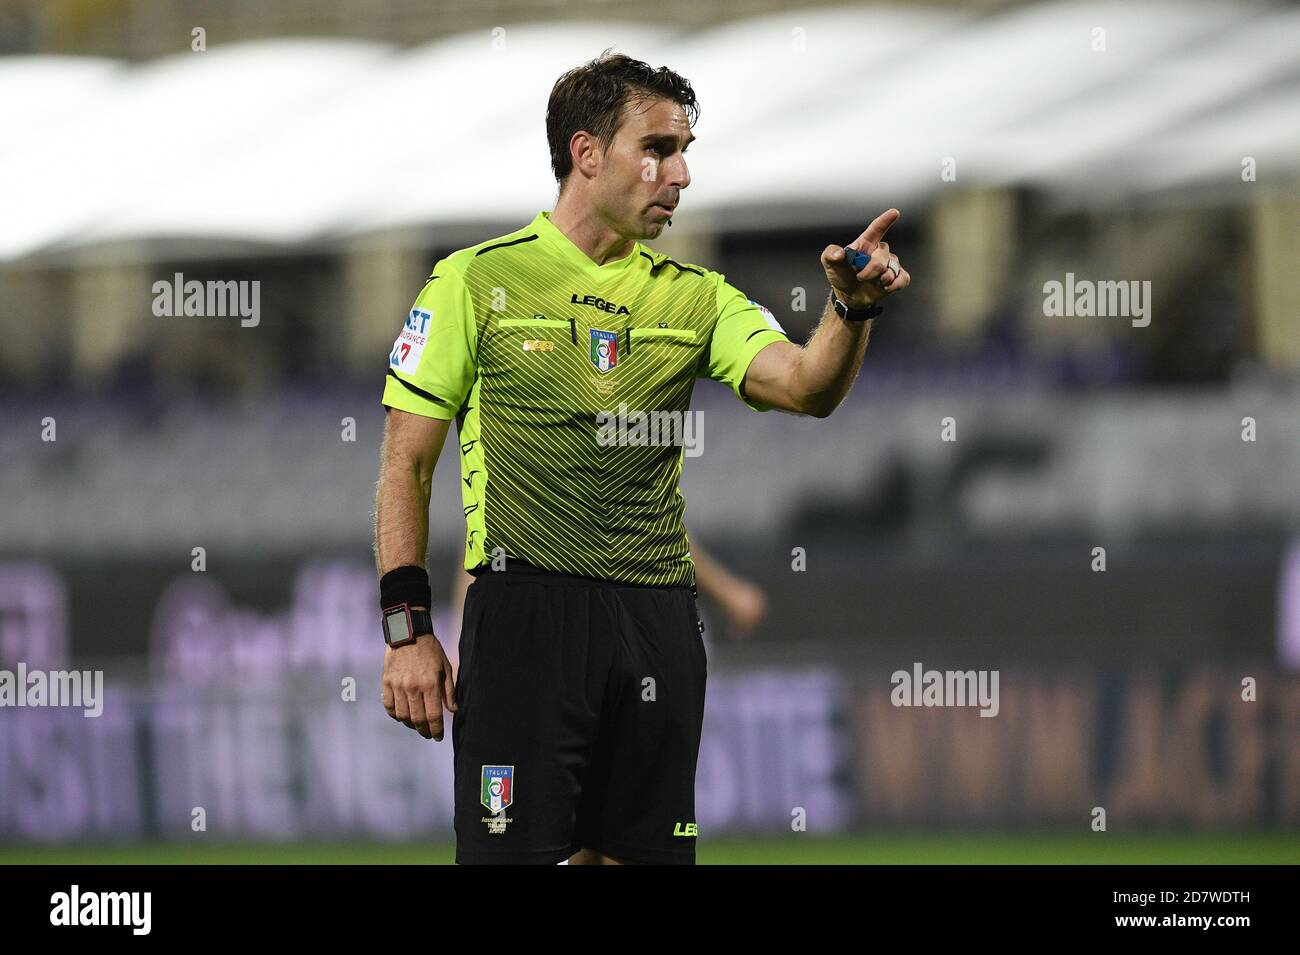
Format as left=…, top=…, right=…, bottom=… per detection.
left=2, top=0, right=1299, bottom=863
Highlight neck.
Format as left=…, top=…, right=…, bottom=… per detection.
left=549, top=193, right=636, bottom=266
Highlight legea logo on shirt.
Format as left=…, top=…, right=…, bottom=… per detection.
left=390, top=308, right=432, bottom=373
left=571, top=293, right=630, bottom=315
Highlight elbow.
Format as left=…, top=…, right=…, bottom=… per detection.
left=787, top=356, right=846, bottom=418
left=797, top=391, right=841, bottom=419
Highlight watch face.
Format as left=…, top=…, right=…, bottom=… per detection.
left=384, top=607, right=411, bottom=646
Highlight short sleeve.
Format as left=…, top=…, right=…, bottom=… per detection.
left=702, top=273, right=790, bottom=412
left=381, top=260, right=477, bottom=420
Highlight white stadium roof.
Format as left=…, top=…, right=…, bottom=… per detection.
left=1, top=0, right=1296, bottom=261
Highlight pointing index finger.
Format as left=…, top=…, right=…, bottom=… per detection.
left=856, top=208, right=900, bottom=251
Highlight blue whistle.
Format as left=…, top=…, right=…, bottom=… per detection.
left=843, top=246, right=872, bottom=271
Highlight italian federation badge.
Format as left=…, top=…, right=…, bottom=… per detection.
left=480, top=765, right=514, bottom=835
left=589, top=329, right=619, bottom=373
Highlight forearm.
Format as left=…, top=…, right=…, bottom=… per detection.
left=374, top=451, right=433, bottom=584
left=791, top=292, right=873, bottom=417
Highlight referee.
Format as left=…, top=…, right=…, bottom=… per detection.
left=373, top=51, right=909, bottom=865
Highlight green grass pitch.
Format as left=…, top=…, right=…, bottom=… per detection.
left=2, top=834, right=1297, bottom=865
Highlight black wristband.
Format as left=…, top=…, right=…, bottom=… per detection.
left=831, top=290, right=884, bottom=322
left=379, top=565, right=431, bottom=611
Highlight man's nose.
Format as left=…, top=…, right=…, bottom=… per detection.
left=667, top=156, right=690, bottom=191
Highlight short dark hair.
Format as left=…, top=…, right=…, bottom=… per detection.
left=546, top=49, right=699, bottom=189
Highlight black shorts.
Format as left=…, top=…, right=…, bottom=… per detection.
left=452, top=563, right=707, bottom=864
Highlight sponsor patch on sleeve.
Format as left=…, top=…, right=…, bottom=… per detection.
left=389, top=308, right=431, bottom=374
left=748, top=299, right=785, bottom=334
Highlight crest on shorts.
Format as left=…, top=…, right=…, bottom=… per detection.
left=589, top=328, right=619, bottom=373
left=481, top=765, right=514, bottom=814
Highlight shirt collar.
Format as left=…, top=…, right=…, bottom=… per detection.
left=531, top=209, right=641, bottom=276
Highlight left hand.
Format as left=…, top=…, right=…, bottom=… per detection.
left=821, top=208, right=911, bottom=308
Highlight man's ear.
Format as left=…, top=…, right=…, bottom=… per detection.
left=571, top=131, right=606, bottom=181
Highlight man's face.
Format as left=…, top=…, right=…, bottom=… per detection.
left=590, top=96, right=693, bottom=240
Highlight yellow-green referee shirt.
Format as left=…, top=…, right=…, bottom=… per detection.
left=382, top=209, right=790, bottom=587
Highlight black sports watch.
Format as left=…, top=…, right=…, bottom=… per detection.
left=382, top=604, right=434, bottom=648
left=831, top=291, right=884, bottom=322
